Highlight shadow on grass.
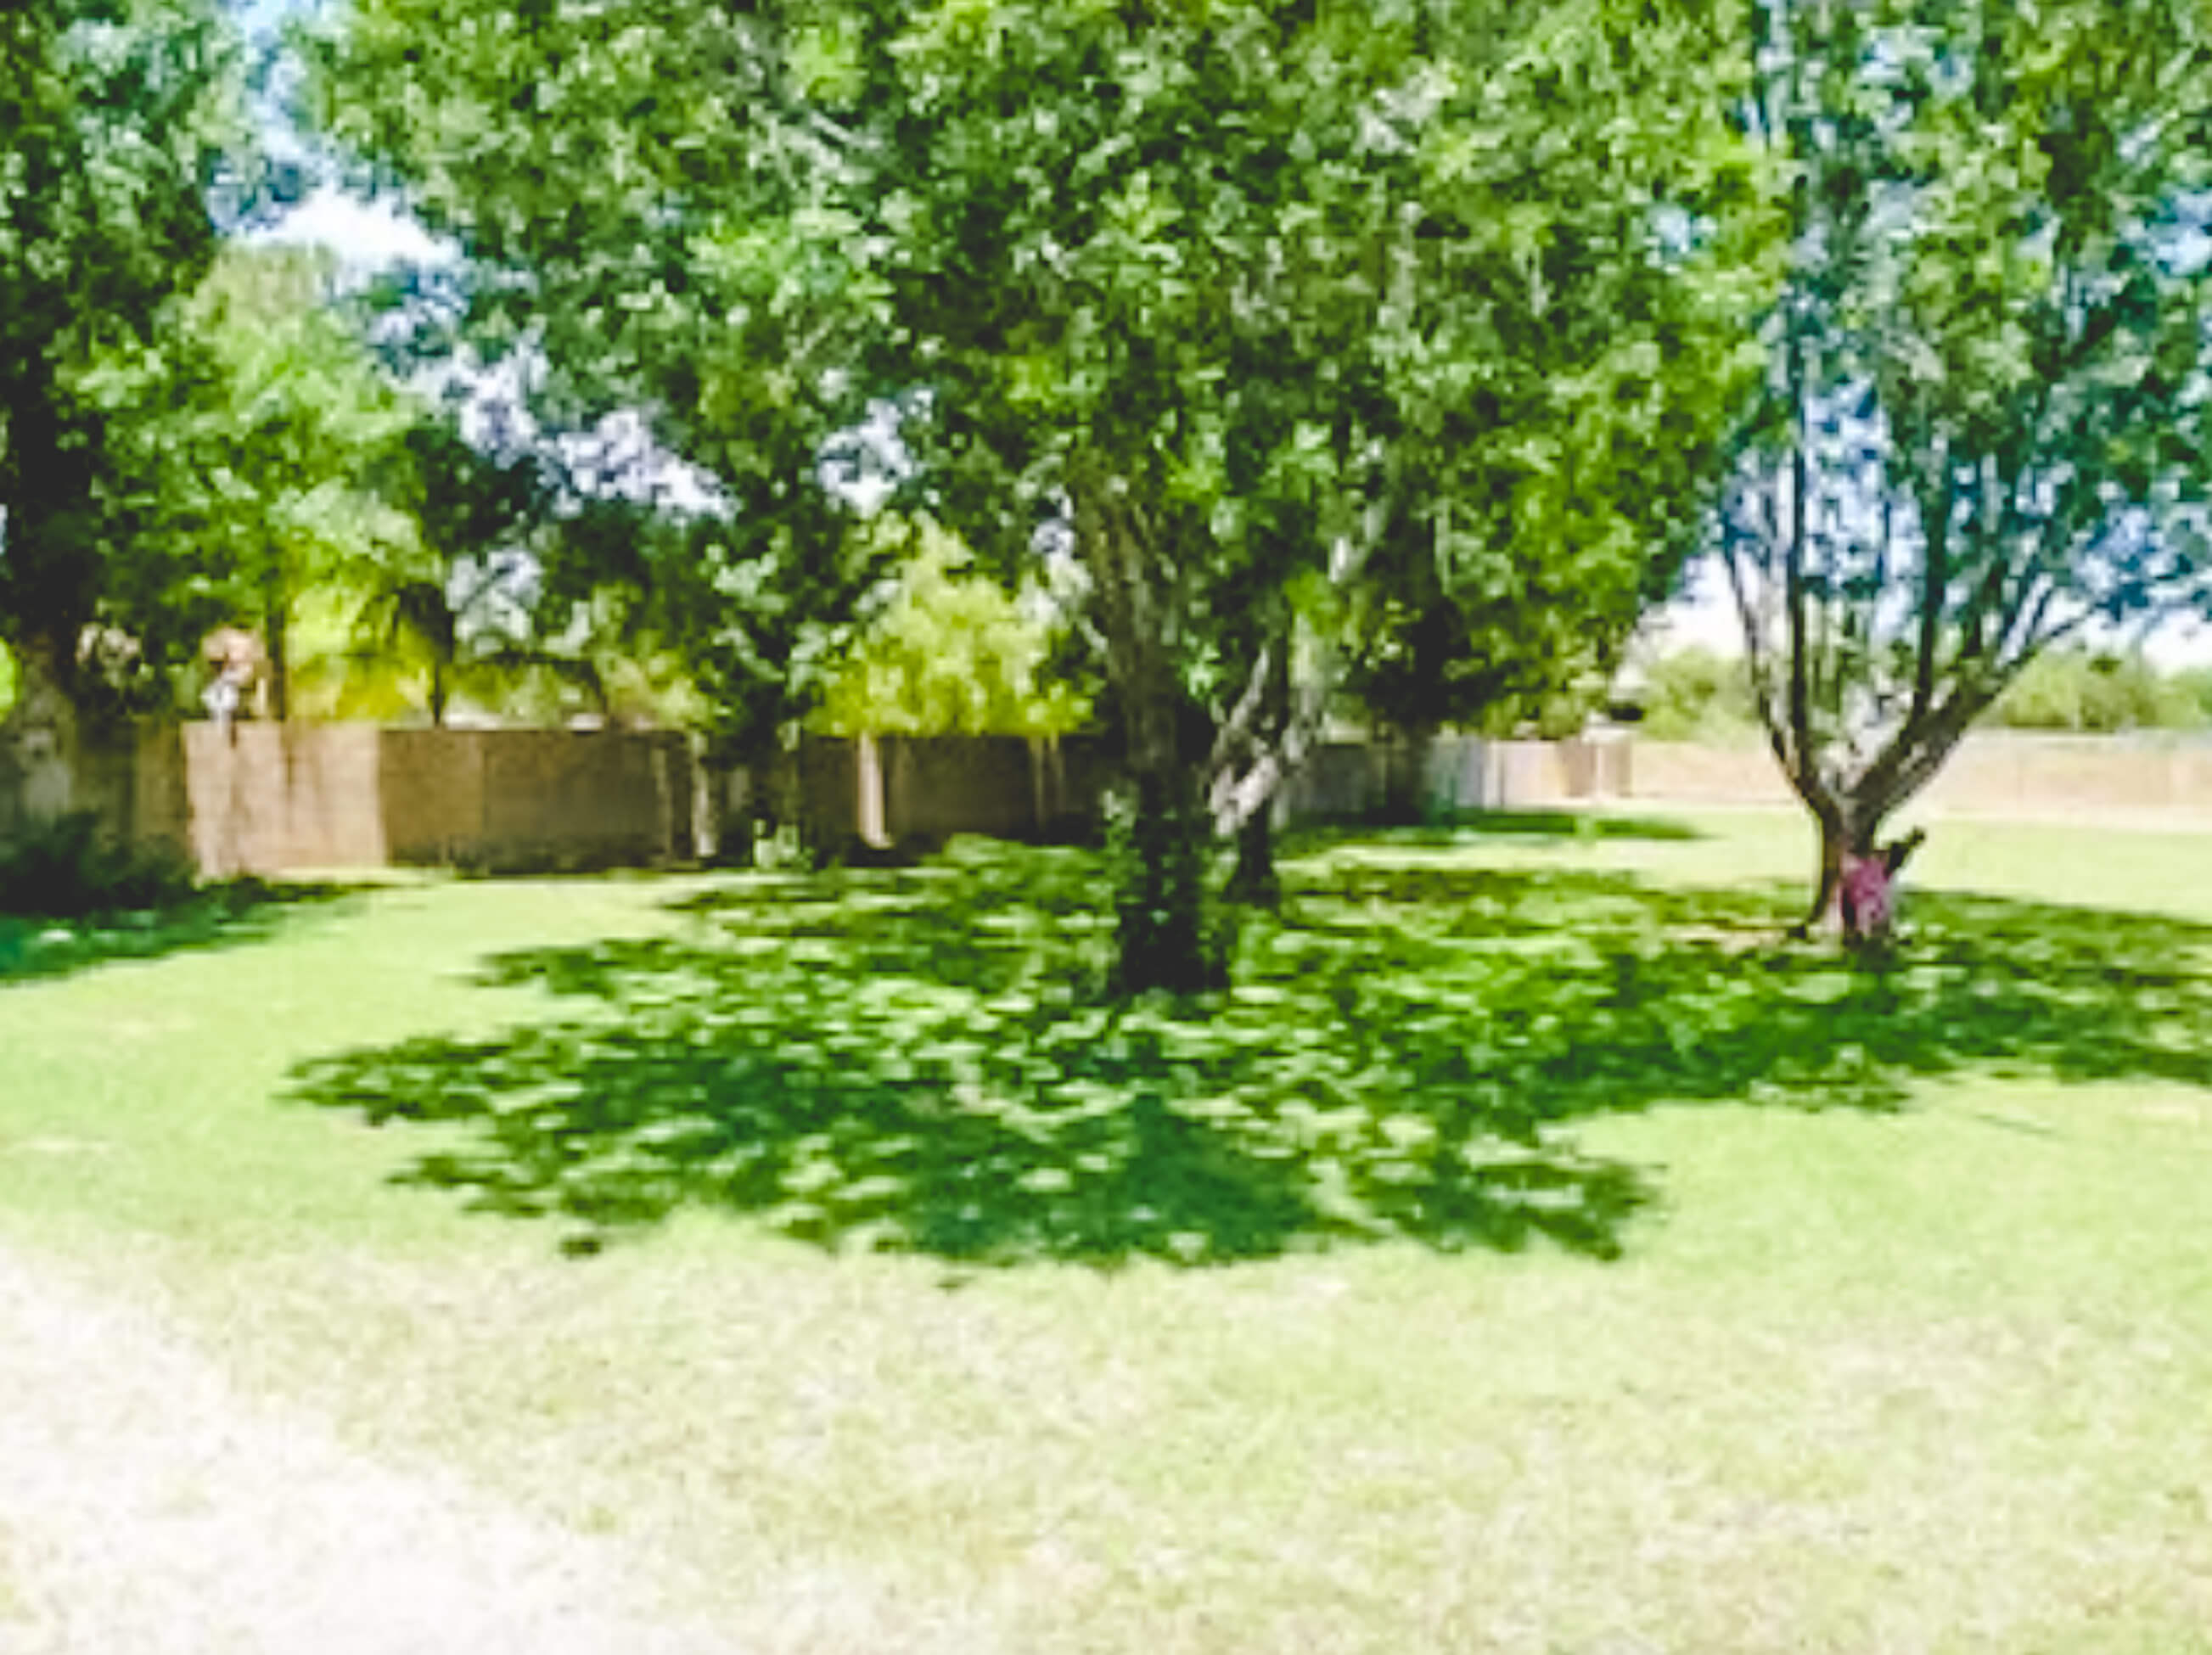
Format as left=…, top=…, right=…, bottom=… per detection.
left=284, top=838, right=2212, bottom=1266
left=0, top=879, right=361, bottom=986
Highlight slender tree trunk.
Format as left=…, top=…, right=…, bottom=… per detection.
left=263, top=597, right=289, bottom=722
left=1223, top=805, right=1280, bottom=909
left=1216, top=619, right=1294, bottom=908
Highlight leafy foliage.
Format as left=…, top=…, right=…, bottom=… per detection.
left=303, top=0, right=890, bottom=762
left=2175, top=665, right=2212, bottom=725
left=332, top=412, right=555, bottom=726
left=0, top=0, right=252, bottom=688
left=105, top=244, right=423, bottom=714
left=0, top=811, right=194, bottom=918
left=1634, top=646, right=1762, bottom=741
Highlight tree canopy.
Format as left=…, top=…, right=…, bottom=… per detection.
left=2, top=0, right=251, bottom=782
left=304, top=0, right=893, bottom=770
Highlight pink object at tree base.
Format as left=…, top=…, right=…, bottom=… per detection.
left=1840, top=854, right=1895, bottom=939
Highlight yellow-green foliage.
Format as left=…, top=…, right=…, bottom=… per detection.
left=816, top=519, right=1090, bottom=738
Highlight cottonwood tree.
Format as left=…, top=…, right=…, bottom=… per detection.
left=1722, top=0, right=2212, bottom=930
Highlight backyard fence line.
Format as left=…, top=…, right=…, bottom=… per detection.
left=58, top=721, right=694, bottom=877
left=793, top=730, right=2212, bottom=850
left=4, top=723, right=2208, bottom=878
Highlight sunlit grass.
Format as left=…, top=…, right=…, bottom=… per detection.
left=3, top=808, right=2209, bottom=1652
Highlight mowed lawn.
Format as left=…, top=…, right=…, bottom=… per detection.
left=2, top=808, right=2209, bottom=1652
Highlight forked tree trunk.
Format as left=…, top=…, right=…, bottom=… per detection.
left=1799, top=782, right=1922, bottom=943
left=1786, top=699, right=1976, bottom=940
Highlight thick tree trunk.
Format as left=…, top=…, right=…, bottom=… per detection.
left=1113, top=756, right=1221, bottom=993
left=1109, top=598, right=1219, bottom=989
left=1803, top=789, right=1923, bottom=944
left=1074, top=462, right=1224, bottom=995
left=1805, top=810, right=1854, bottom=934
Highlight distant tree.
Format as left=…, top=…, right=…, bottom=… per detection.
left=132, top=244, right=421, bottom=720
left=1719, top=0, right=2212, bottom=934
left=348, top=414, right=555, bottom=727
left=1991, top=648, right=2208, bottom=733
left=815, top=519, right=1091, bottom=738
left=2175, top=665, right=2212, bottom=727
left=1633, top=645, right=1760, bottom=743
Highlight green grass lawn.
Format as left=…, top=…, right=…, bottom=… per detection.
left=3, top=808, right=2209, bottom=1652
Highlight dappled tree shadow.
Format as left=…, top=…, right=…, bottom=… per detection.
left=285, top=838, right=2212, bottom=1265
left=1, top=880, right=362, bottom=987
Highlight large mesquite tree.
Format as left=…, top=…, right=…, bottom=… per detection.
left=1721, top=0, right=2212, bottom=929
left=310, top=0, right=1760, bottom=990
left=873, top=0, right=1763, bottom=968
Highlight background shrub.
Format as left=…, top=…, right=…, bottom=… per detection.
left=0, top=812, right=197, bottom=918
